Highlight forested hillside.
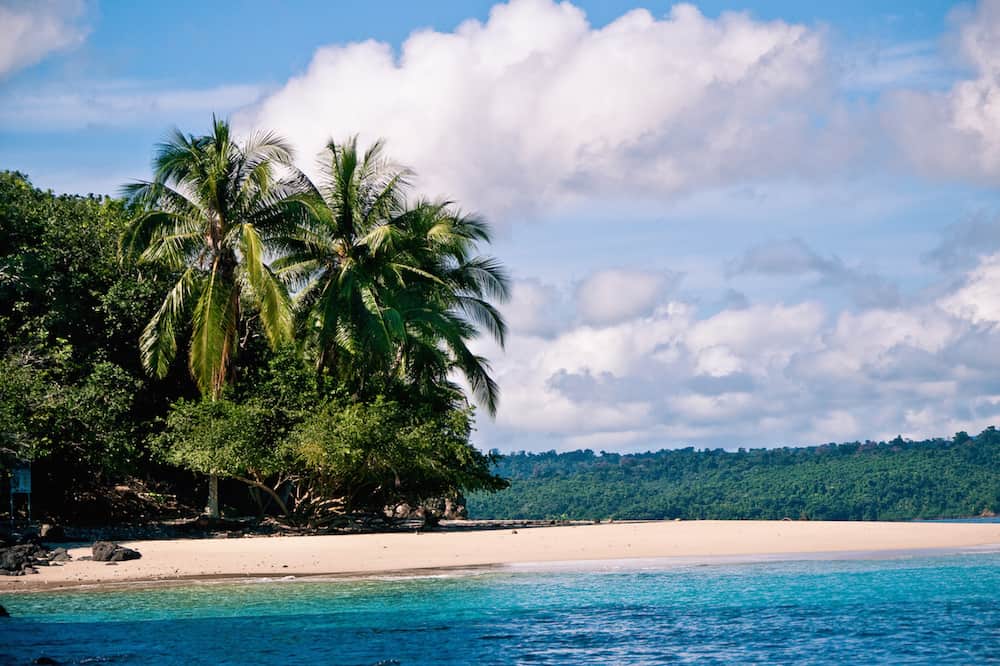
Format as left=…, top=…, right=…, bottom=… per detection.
left=469, top=429, right=1000, bottom=521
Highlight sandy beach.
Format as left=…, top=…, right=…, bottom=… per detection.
left=3, top=520, right=999, bottom=591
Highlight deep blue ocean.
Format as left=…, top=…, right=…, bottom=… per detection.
left=2, top=551, right=1000, bottom=665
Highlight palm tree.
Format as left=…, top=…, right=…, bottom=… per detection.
left=383, top=201, right=511, bottom=413
left=273, top=137, right=510, bottom=414
left=121, top=117, right=300, bottom=516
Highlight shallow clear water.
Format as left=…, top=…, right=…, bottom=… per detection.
left=2, top=552, right=1000, bottom=665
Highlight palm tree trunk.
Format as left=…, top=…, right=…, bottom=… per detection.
left=207, top=474, right=220, bottom=518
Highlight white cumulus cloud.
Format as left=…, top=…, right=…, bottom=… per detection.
left=939, top=252, right=1000, bottom=324
left=240, top=0, right=832, bottom=217
left=884, top=0, right=1000, bottom=183
left=576, top=268, right=679, bottom=325
left=501, top=278, right=568, bottom=337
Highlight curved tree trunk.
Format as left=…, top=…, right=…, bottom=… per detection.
left=234, top=475, right=291, bottom=518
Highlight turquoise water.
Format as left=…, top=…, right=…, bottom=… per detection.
left=2, top=552, right=1000, bottom=665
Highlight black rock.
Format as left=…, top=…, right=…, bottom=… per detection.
left=0, top=549, right=19, bottom=572
left=91, top=541, right=116, bottom=561
left=0, top=604, right=9, bottom=617
left=111, top=547, right=141, bottom=562
left=0, top=543, right=47, bottom=573
left=49, top=548, right=71, bottom=562
left=33, top=658, right=60, bottom=665
left=92, top=541, right=141, bottom=562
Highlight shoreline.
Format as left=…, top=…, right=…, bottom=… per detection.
left=11, top=545, right=1000, bottom=595
left=4, top=520, right=999, bottom=593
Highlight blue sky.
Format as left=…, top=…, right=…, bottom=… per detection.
left=4, top=0, right=1000, bottom=453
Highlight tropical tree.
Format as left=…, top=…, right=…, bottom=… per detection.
left=291, top=396, right=508, bottom=520
left=274, top=137, right=511, bottom=413
left=121, top=117, right=301, bottom=516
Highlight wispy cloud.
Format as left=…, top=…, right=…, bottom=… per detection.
left=839, top=40, right=952, bottom=91
left=925, top=211, right=1000, bottom=270
left=0, top=81, right=270, bottom=131
left=0, top=0, right=88, bottom=79
left=728, top=238, right=900, bottom=309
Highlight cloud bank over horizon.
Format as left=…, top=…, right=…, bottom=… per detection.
left=477, top=245, right=1000, bottom=452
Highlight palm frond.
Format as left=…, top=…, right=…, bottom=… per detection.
left=140, top=268, right=199, bottom=378
left=189, top=263, right=238, bottom=399
left=239, top=223, right=293, bottom=347
left=454, top=295, right=507, bottom=347
left=447, top=336, right=500, bottom=416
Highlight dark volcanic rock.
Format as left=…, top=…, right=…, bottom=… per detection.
left=50, top=547, right=71, bottom=562
left=0, top=604, right=9, bottom=617
left=91, top=541, right=116, bottom=561
left=110, top=549, right=140, bottom=562
left=92, top=541, right=141, bottom=562
left=0, top=543, right=47, bottom=573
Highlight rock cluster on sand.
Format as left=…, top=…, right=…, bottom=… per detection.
left=0, top=542, right=71, bottom=575
left=91, top=541, right=142, bottom=562
left=388, top=493, right=468, bottom=524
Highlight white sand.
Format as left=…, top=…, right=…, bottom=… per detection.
left=4, top=520, right=999, bottom=591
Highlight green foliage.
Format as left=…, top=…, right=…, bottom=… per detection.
left=235, top=343, right=323, bottom=414
left=469, top=430, right=1000, bottom=521
left=0, top=353, right=139, bottom=474
left=0, top=171, right=146, bottom=362
left=291, top=397, right=507, bottom=514
left=152, top=358, right=507, bottom=521
left=0, top=171, right=177, bottom=492
left=155, top=398, right=289, bottom=479
left=0, top=354, right=47, bottom=461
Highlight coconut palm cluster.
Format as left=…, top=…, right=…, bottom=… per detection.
left=121, top=118, right=510, bottom=520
